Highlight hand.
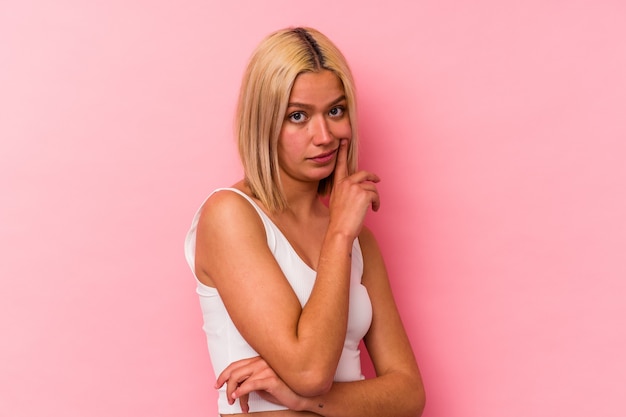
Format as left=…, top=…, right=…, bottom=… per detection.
left=216, top=356, right=306, bottom=413
left=328, top=139, right=380, bottom=239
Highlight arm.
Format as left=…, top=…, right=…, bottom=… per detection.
left=225, top=227, right=425, bottom=416
left=301, top=228, right=425, bottom=416
left=196, top=140, right=380, bottom=396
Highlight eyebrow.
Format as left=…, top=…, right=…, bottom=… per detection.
left=287, top=95, right=346, bottom=110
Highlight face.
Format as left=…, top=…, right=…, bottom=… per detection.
left=277, top=70, right=352, bottom=187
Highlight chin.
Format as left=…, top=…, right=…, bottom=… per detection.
left=311, top=169, right=334, bottom=182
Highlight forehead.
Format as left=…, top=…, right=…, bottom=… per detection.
left=288, top=70, right=345, bottom=104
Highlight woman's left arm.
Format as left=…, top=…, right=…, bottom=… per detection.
left=224, top=227, right=425, bottom=417
left=299, top=226, right=425, bottom=417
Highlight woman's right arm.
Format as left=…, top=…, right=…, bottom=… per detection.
left=195, top=140, right=379, bottom=396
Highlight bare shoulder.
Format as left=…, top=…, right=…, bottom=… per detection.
left=195, top=187, right=268, bottom=286
left=197, top=187, right=263, bottom=234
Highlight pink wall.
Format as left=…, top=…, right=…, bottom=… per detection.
left=2, top=1, right=625, bottom=416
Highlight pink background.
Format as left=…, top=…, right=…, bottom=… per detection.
left=2, top=1, right=625, bottom=416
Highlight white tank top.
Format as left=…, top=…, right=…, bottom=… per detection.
left=184, top=188, right=373, bottom=414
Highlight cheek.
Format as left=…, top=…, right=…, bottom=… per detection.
left=277, top=131, right=301, bottom=161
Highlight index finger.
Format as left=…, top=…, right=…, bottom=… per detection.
left=333, top=139, right=349, bottom=183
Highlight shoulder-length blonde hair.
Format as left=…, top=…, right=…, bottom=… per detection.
left=236, top=27, right=359, bottom=212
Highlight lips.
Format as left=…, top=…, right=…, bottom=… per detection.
left=309, top=149, right=337, bottom=163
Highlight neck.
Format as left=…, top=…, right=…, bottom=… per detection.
left=280, top=178, right=324, bottom=219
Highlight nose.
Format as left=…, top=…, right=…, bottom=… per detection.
left=310, top=116, right=333, bottom=145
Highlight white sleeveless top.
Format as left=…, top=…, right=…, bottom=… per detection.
left=184, top=188, right=373, bottom=414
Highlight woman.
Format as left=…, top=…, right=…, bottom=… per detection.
left=185, top=27, right=425, bottom=416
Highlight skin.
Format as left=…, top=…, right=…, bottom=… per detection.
left=196, top=70, right=425, bottom=416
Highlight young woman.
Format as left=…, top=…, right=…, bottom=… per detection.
left=185, top=27, right=425, bottom=416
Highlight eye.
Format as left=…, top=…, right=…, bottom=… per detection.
left=288, top=111, right=307, bottom=123
left=329, top=106, right=345, bottom=118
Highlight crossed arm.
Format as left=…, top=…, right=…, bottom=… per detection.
left=216, top=227, right=426, bottom=417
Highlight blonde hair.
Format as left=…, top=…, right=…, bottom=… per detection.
left=236, top=27, right=359, bottom=212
